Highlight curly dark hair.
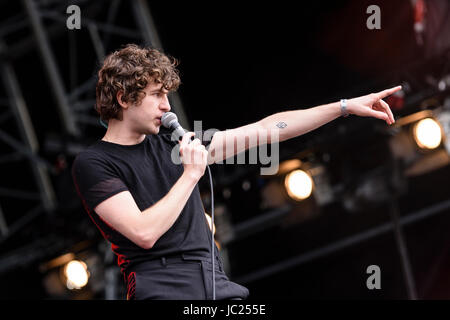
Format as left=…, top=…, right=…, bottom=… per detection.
left=95, top=44, right=180, bottom=121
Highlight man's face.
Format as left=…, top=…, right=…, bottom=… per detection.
left=124, top=81, right=171, bottom=135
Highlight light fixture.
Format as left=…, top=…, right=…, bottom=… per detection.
left=412, top=117, right=443, bottom=149
left=388, top=109, right=450, bottom=176
left=284, top=169, right=314, bottom=201
left=436, top=101, right=450, bottom=154
left=63, top=260, right=90, bottom=290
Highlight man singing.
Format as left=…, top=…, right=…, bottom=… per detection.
left=72, top=43, right=400, bottom=300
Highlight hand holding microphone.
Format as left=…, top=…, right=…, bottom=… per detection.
left=162, top=112, right=208, bottom=180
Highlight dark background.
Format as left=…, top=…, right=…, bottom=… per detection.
left=0, top=0, right=450, bottom=300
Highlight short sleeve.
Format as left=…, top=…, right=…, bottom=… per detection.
left=72, top=151, right=129, bottom=211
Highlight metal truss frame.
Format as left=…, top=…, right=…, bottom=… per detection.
left=0, top=0, right=188, bottom=298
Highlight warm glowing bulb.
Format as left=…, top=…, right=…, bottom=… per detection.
left=64, top=260, right=89, bottom=290
left=284, top=169, right=313, bottom=201
left=413, top=118, right=442, bottom=149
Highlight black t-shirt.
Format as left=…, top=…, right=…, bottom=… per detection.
left=72, top=132, right=214, bottom=273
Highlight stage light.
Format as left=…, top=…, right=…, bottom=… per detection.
left=389, top=109, right=450, bottom=176
left=437, top=102, right=450, bottom=154
left=63, top=260, right=89, bottom=290
left=412, top=118, right=443, bottom=149
left=284, top=169, right=313, bottom=201
left=342, top=169, right=398, bottom=213
left=276, top=159, right=333, bottom=206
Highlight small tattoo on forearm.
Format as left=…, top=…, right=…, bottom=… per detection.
left=276, top=122, right=287, bottom=129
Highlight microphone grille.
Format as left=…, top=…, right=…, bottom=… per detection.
left=161, top=112, right=178, bottom=129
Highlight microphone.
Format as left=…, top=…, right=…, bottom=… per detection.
left=161, top=112, right=186, bottom=141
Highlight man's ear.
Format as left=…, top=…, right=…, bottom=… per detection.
left=116, top=91, right=129, bottom=110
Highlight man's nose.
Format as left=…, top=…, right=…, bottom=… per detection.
left=160, top=96, right=171, bottom=111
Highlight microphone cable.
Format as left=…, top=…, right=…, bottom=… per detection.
left=206, top=165, right=216, bottom=300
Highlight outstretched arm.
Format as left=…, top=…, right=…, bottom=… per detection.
left=207, top=86, right=401, bottom=164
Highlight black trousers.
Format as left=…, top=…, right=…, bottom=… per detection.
left=125, top=253, right=249, bottom=300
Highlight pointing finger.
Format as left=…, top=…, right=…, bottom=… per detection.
left=377, top=85, right=402, bottom=99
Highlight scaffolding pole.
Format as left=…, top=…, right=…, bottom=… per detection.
left=22, top=0, right=79, bottom=137
left=233, top=197, right=450, bottom=291
left=0, top=42, right=56, bottom=213
left=132, top=0, right=190, bottom=130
